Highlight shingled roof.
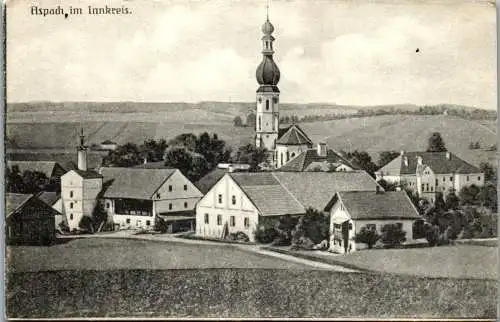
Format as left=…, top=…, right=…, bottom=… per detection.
left=278, top=149, right=357, bottom=172
left=5, top=193, right=34, bottom=218
left=36, top=191, right=60, bottom=207
left=376, top=151, right=481, bottom=175
left=226, top=171, right=380, bottom=216
left=100, top=167, right=176, bottom=200
left=276, top=124, right=313, bottom=146
left=330, top=191, right=421, bottom=220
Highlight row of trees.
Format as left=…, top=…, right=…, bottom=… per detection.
left=6, top=166, right=58, bottom=193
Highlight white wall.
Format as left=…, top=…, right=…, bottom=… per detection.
left=196, top=174, right=259, bottom=241
left=153, top=170, right=203, bottom=215
left=275, top=144, right=309, bottom=168
left=103, top=199, right=155, bottom=230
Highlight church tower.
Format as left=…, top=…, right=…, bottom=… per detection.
left=255, top=11, right=280, bottom=156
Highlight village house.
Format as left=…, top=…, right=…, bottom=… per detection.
left=195, top=171, right=381, bottom=242
left=375, top=151, right=484, bottom=203
left=6, top=193, right=58, bottom=245
left=99, top=167, right=203, bottom=232
left=326, top=190, right=422, bottom=254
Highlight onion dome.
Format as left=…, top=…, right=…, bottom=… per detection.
left=261, top=19, right=275, bottom=35
left=256, top=56, right=280, bottom=85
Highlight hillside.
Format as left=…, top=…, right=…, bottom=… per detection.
left=6, top=111, right=496, bottom=167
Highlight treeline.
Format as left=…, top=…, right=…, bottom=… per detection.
left=277, top=105, right=497, bottom=124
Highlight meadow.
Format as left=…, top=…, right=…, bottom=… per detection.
left=7, top=107, right=497, bottom=167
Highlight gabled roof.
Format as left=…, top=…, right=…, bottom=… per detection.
left=276, top=124, right=313, bottom=146
left=36, top=191, right=60, bottom=206
left=100, top=167, right=177, bottom=200
left=196, top=168, right=229, bottom=194
left=225, top=171, right=380, bottom=216
left=331, top=191, right=421, bottom=220
left=5, top=193, right=33, bottom=218
left=377, top=151, right=481, bottom=175
left=273, top=171, right=381, bottom=211
left=278, top=149, right=357, bottom=172
left=7, top=161, right=65, bottom=178
left=228, top=172, right=304, bottom=216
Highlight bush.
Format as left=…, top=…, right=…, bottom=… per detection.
left=292, top=208, right=329, bottom=246
left=254, top=225, right=277, bottom=244
left=424, top=223, right=439, bottom=246
left=273, top=216, right=299, bottom=246
left=355, top=226, right=380, bottom=249
left=380, top=224, right=407, bottom=248
left=227, top=231, right=250, bottom=242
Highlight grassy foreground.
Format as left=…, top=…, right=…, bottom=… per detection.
left=6, top=269, right=496, bottom=318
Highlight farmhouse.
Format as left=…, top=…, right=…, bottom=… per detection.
left=278, top=142, right=357, bottom=172
left=100, top=167, right=203, bottom=232
left=6, top=193, right=58, bottom=245
left=326, top=190, right=423, bottom=254
left=196, top=171, right=381, bottom=242
left=375, top=151, right=484, bottom=202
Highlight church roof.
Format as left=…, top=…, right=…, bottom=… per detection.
left=276, top=124, right=313, bottom=146
left=278, top=149, right=357, bottom=172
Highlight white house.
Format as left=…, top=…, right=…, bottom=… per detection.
left=375, top=151, right=484, bottom=203
left=196, top=171, right=382, bottom=242
left=100, top=167, right=203, bottom=232
left=100, top=140, right=118, bottom=151
left=326, top=190, right=422, bottom=254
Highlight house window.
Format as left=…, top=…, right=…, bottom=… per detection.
left=156, top=193, right=161, bottom=199
left=435, top=179, right=438, bottom=186
left=218, top=194, right=223, bottom=204
left=217, top=215, right=222, bottom=226
left=106, top=202, right=110, bottom=209
left=126, top=218, right=131, bottom=224
left=204, top=213, right=209, bottom=224
left=168, top=185, right=173, bottom=192
left=230, top=216, right=235, bottom=227
left=286, top=151, right=290, bottom=161
left=70, top=213, right=73, bottom=220
left=348, top=223, right=353, bottom=230
left=244, top=217, right=249, bottom=228
left=184, top=184, right=188, bottom=191
left=232, top=195, right=236, bottom=205
left=366, top=224, right=376, bottom=231
left=184, top=202, right=188, bottom=208
left=70, top=191, right=74, bottom=198
left=421, top=184, right=425, bottom=191
left=478, top=176, right=481, bottom=181
left=450, top=176, right=453, bottom=182
left=146, top=220, right=151, bottom=226
left=426, top=183, right=429, bottom=192
left=443, top=177, right=445, bottom=182
left=169, top=203, right=173, bottom=210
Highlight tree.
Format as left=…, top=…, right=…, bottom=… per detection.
left=355, top=226, right=380, bottom=249
left=434, top=192, right=446, bottom=211
left=103, top=142, right=143, bottom=167
left=423, top=223, right=439, bottom=246
left=164, top=146, right=209, bottom=181
left=233, top=116, right=243, bottom=127
left=292, top=208, right=329, bottom=246
left=168, top=133, right=198, bottom=151
left=21, top=170, right=49, bottom=194
left=6, top=166, right=26, bottom=193
left=246, top=112, right=256, bottom=128
left=272, top=216, right=299, bottom=246
left=445, top=191, right=460, bottom=210
left=459, top=184, right=481, bottom=206
left=254, top=224, right=277, bottom=244
left=479, top=162, right=496, bottom=182
left=479, top=183, right=497, bottom=212
left=426, top=132, right=447, bottom=152
left=342, top=150, right=378, bottom=176
left=377, top=151, right=400, bottom=168
left=139, top=138, right=168, bottom=162
left=233, top=144, right=267, bottom=171
left=92, top=202, right=108, bottom=232
left=380, top=224, right=406, bottom=247
left=377, top=179, right=397, bottom=191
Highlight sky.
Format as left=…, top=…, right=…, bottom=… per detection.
left=6, top=0, right=497, bottom=109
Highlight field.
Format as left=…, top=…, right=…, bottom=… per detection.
left=6, top=238, right=314, bottom=272
left=6, top=109, right=497, bottom=167
left=265, top=244, right=498, bottom=280
left=6, top=269, right=496, bottom=318
left=5, top=238, right=497, bottom=318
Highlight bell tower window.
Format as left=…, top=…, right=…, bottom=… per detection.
left=258, top=116, right=262, bottom=130
left=266, top=100, right=269, bottom=110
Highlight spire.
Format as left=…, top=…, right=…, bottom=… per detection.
left=266, top=0, right=269, bottom=21
left=79, top=128, right=85, bottom=148
left=256, top=0, right=280, bottom=88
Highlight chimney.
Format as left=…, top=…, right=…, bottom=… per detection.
left=317, top=142, right=327, bottom=157
left=77, top=129, right=87, bottom=171
left=417, top=156, right=423, bottom=165
left=404, top=156, right=408, bottom=167
left=445, top=151, right=451, bottom=160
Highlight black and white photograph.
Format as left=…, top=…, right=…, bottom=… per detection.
left=3, top=0, right=498, bottom=319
